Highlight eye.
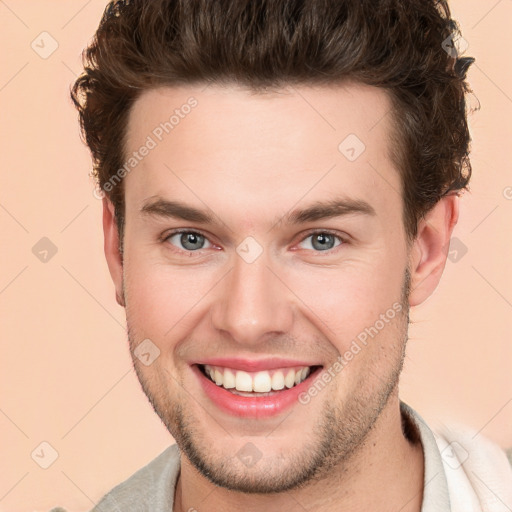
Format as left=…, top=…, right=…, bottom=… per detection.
left=297, top=231, right=344, bottom=252
left=164, top=230, right=213, bottom=252
left=162, top=229, right=345, bottom=254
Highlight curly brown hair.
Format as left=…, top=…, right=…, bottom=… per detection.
left=71, top=0, right=474, bottom=245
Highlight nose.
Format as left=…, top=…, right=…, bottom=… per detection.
left=210, top=249, right=294, bottom=346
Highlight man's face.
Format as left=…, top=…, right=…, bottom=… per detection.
left=120, top=83, right=412, bottom=492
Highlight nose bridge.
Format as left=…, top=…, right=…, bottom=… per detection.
left=210, top=248, right=292, bottom=345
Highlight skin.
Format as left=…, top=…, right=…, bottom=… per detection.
left=103, top=82, right=459, bottom=511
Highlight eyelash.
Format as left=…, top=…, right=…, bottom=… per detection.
left=161, top=229, right=348, bottom=255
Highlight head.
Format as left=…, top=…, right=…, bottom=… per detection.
left=72, top=0, right=473, bottom=494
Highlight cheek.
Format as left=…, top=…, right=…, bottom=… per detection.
left=285, top=255, right=406, bottom=350
left=123, top=255, right=214, bottom=340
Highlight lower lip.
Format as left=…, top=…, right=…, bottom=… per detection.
left=192, top=364, right=322, bottom=418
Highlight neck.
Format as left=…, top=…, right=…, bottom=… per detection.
left=174, top=396, right=424, bottom=512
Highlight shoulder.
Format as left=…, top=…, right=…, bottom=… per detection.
left=432, top=419, right=512, bottom=510
left=90, top=443, right=181, bottom=512
left=400, top=401, right=512, bottom=511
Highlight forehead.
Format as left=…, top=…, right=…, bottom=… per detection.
left=123, top=82, right=401, bottom=228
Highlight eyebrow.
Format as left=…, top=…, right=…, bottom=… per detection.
left=140, top=196, right=376, bottom=226
left=283, top=197, right=376, bottom=224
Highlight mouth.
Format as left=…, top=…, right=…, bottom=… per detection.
left=192, top=362, right=323, bottom=417
left=198, top=363, right=321, bottom=395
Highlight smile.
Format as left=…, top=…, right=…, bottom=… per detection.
left=192, top=362, right=323, bottom=418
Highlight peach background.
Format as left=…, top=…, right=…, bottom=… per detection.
left=0, top=1, right=511, bottom=510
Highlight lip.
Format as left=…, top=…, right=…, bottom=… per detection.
left=191, top=363, right=323, bottom=418
left=193, top=357, right=321, bottom=372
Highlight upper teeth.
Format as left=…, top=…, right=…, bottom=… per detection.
left=203, top=365, right=311, bottom=392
